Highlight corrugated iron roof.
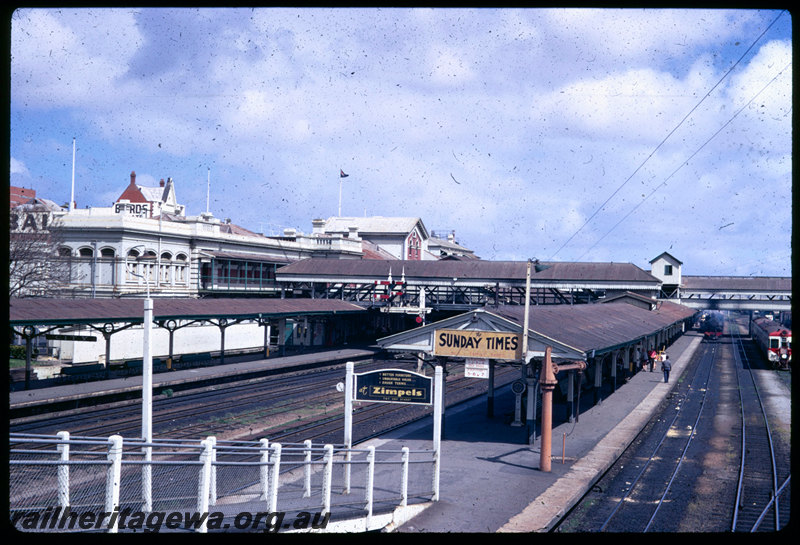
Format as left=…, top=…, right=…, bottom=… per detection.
left=489, top=301, right=696, bottom=353
left=682, top=275, right=791, bottom=291
left=276, top=258, right=658, bottom=283
left=323, top=216, right=428, bottom=238
left=9, top=297, right=366, bottom=326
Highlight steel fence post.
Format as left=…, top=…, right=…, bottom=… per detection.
left=269, top=443, right=281, bottom=513
left=365, top=445, right=375, bottom=528
left=303, top=440, right=312, bottom=498
left=208, top=436, right=217, bottom=506
left=105, top=435, right=123, bottom=533
left=259, top=438, right=270, bottom=501
left=322, top=444, right=333, bottom=517
left=196, top=438, right=212, bottom=533
left=142, top=439, right=152, bottom=513
left=57, top=431, right=70, bottom=509
left=344, top=362, right=353, bottom=494
left=432, top=366, right=443, bottom=501
left=401, top=446, right=409, bottom=508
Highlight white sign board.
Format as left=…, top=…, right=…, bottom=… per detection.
left=464, top=358, right=490, bottom=379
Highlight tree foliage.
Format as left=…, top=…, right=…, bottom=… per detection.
left=9, top=212, right=73, bottom=298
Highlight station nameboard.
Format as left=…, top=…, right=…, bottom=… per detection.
left=354, top=368, right=432, bottom=405
left=434, top=329, right=522, bottom=360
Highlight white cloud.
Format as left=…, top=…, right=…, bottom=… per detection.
left=9, top=7, right=792, bottom=275
left=10, top=157, right=30, bottom=176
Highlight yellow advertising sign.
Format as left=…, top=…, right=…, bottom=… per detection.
left=434, top=329, right=522, bottom=360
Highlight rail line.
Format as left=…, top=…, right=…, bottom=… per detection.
left=10, top=360, right=402, bottom=439
left=594, top=340, right=718, bottom=532
left=729, top=321, right=791, bottom=532
left=555, top=316, right=791, bottom=533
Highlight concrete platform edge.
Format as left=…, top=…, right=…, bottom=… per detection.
left=498, top=336, right=702, bottom=533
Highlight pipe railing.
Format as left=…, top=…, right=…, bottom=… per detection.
left=9, top=432, right=437, bottom=533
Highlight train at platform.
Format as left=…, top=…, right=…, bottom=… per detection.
left=698, top=311, right=725, bottom=340
left=751, top=317, right=792, bottom=370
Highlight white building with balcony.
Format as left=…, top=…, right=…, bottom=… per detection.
left=11, top=172, right=368, bottom=299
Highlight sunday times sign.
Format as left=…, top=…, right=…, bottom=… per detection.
left=355, top=369, right=432, bottom=405
left=434, top=329, right=522, bottom=360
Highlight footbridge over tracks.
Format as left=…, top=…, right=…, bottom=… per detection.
left=669, top=275, right=792, bottom=313
left=275, top=259, right=662, bottom=313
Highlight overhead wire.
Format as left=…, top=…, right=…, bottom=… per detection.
left=576, top=60, right=792, bottom=261
left=548, top=9, right=788, bottom=260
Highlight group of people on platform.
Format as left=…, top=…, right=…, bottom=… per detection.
left=645, top=348, right=672, bottom=383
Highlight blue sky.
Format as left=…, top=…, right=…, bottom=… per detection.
left=9, top=8, right=792, bottom=276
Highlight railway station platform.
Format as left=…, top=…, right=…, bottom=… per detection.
left=9, top=333, right=703, bottom=533
left=8, top=347, right=376, bottom=415
left=362, top=330, right=704, bottom=533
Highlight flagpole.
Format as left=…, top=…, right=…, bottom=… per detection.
left=70, top=138, right=76, bottom=212
left=206, top=168, right=210, bottom=214
left=338, top=169, right=349, bottom=217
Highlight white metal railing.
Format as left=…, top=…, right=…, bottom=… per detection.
left=9, top=432, right=437, bottom=533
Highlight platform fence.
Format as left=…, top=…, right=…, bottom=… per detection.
left=9, top=432, right=437, bottom=533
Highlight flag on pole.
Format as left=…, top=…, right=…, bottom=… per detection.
left=340, top=169, right=349, bottom=178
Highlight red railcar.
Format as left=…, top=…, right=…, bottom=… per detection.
left=752, top=317, right=791, bottom=369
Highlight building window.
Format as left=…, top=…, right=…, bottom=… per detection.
left=160, top=252, right=172, bottom=284
left=664, top=264, right=673, bottom=276
left=407, top=231, right=421, bottom=260
left=175, top=254, right=187, bottom=284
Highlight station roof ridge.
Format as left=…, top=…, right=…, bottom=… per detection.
left=377, top=300, right=696, bottom=361
left=682, top=275, right=791, bottom=290
left=8, top=297, right=366, bottom=326
left=277, top=258, right=659, bottom=283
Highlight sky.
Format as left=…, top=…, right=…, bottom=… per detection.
left=8, top=8, right=793, bottom=276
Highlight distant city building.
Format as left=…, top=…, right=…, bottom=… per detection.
left=9, top=173, right=477, bottom=299
left=314, top=216, right=431, bottom=260
left=9, top=185, right=37, bottom=208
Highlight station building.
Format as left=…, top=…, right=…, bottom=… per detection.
left=8, top=176, right=474, bottom=363
left=9, top=175, right=469, bottom=300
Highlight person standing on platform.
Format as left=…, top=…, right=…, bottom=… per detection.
left=648, top=349, right=657, bottom=372
left=661, top=355, right=672, bottom=383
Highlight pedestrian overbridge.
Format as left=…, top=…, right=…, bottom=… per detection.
left=671, top=275, right=791, bottom=312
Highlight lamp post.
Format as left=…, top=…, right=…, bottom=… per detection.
left=127, top=246, right=153, bottom=511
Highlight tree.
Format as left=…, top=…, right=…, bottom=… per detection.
left=9, top=202, right=74, bottom=298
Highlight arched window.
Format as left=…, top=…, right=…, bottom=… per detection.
left=79, top=247, right=94, bottom=257
left=175, top=253, right=188, bottom=284
left=160, top=252, right=173, bottom=283
left=58, top=247, right=72, bottom=257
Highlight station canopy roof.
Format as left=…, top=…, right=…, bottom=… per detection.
left=376, top=301, right=696, bottom=362
left=277, top=259, right=660, bottom=288
left=682, top=275, right=791, bottom=291
left=9, top=297, right=366, bottom=327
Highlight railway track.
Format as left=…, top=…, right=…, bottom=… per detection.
left=10, top=360, right=401, bottom=439
left=730, top=323, right=791, bottom=532
left=10, top=358, right=519, bottom=446
left=9, top=358, right=520, bottom=517
left=554, top=316, right=791, bottom=533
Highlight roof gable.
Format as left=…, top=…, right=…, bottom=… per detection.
left=649, top=251, right=682, bottom=265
